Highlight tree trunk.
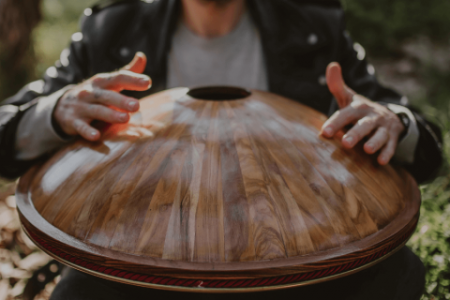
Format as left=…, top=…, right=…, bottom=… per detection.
left=0, top=0, right=42, bottom=100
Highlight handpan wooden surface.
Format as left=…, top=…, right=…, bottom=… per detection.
left=16, top=87, right=420, bottom=292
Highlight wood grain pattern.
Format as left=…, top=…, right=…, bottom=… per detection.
left=16, top=87, right=421, bottom=290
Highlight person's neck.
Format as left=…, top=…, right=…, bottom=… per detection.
left=181, top=0, right=246, bottom=39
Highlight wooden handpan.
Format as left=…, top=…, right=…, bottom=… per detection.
left=16, top=87, right=420, bottom=292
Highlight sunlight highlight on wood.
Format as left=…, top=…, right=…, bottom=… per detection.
left=16, top=87, right=420, bottom=292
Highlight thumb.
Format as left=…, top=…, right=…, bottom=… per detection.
left=121, top=52, right=147, bottom=74
left=326, top=62, right=356, bottom=109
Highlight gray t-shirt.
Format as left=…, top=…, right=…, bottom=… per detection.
left=14, top=12, right=418, bottom=163
left=167, top=12, right=268, bottom=91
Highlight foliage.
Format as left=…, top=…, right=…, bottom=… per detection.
left=409, top=75, right=450, bottom=299
left=343, top=0, right=450, bottom=56
left=1, top=0, right=450, bottom=299
left=0, top=0, right=96, bottom=101
left=410, top=176, right=450, bottom=299
left=33, top=0, right=95, bottom=76
left=342, top=8, right=450, bottom=299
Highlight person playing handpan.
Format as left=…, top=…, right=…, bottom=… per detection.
left=0, top=0, right=442, bottom=299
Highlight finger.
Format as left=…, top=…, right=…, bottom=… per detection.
left=320, top=106, right=361, bottom=137
left=73, top=119, right=100, bottom=141
left=326, top=62, right=357, bottom=109
left=93, top=70, right=152, bottom=91
left=83, top=104, right=130, bottom=124
left=341, top=116, right=377, bottom=148
left=363, top=127, right=389, bottom=154
left=87, top=89, right=140, bottom=112
left=121, top=52, right=147, bottom=74
left=378, top=137, right=397, bottom=165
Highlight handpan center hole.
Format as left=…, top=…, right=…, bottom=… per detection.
left=187, top=86, right=251, bottom=101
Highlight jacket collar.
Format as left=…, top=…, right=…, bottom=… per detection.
left=108, top=0, right=330, bottom=93
left=247, top=0, right=329, bottom=56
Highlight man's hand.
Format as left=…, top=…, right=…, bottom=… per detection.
left=53, top=52, right=151, bottom=141
left=320, top=62, right=406, bottom=165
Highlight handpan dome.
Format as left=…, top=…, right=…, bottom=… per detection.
left=17, top=87, right=420, bottom=292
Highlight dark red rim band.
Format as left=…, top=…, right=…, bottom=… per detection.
left=27, top=225, right=416, bottom=290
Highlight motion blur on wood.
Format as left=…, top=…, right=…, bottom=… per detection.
left=16, top=87, right=421, bottom=292
left=1, top=0, right=450, bottom=298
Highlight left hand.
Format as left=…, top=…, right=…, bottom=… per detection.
left=320, top=62, right=406, bottom=165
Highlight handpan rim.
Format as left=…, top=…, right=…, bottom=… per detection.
left=16, top=87, right=421, bottom=290
left=19, top=222, right=410, bottom=293
left=16, top=164, right=420, bottom=274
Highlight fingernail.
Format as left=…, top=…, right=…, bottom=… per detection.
left=344, top=136, right=354, bottom=145
left=128, top=101, right=138, bottom=110
left=366, top=143, right=374, bottom=151
left=119, top=113, right=128, bottom=121
left=91, top=131, right=97, bottom=137
left=140, top=77, right=150, bottom=84
left=139, top=77, right=151, bottom=88
left=323, top=127, right=333, bottom=136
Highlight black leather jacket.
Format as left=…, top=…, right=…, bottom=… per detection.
left=0, top=0, right=442, bottom=182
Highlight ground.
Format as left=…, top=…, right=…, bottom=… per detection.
left=1, top=0, right=450, bottom=299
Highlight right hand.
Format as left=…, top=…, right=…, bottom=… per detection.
left=53, top=52, right=151, bottom=141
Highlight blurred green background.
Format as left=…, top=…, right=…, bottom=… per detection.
left=1, top=0, right=450, bottom=299
left=345, top=2, right=450, bottom=297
